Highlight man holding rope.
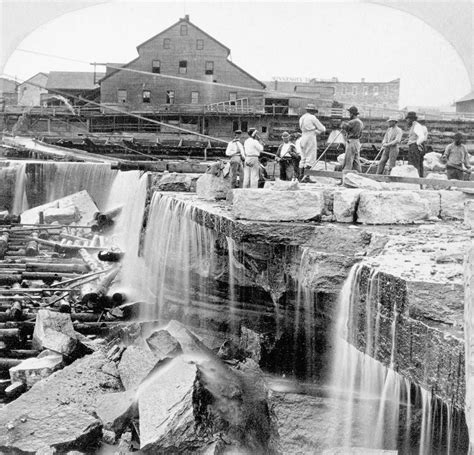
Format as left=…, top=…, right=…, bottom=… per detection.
left=243, top=128, right=264, bottom=188
left=298, top=104, right=326, bottom=182
left=376, top=117, right=403, bottom=174
left=341, top=106, right=364, bottom=172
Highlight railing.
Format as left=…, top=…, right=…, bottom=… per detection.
left=206, top=98, right=255, bottom=114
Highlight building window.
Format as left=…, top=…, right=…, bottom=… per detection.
left=142, top=90, right=151, bottom=103
left=117, top=89, right=127, bottom=104
left=179, top=60, right=187, bottom=74
left=232, top=120, right=239, bottom=131
left=262, top=126, right=267, bottom=133
left=373, top=85, right=379, bottom=96
left=352, top=86, right=357, bottom=95
left=241, top=121, right=248, bottom=132
left=163, top=38, right=171, bottom=49
left=229, top=92, right=237, bottom=104
left=384, top=85, right=389, bottom=94
left=363, top=86, right=368, bottom=96
left=166, top=90, right=175, bottom=104
left=191, top=91, right=199, bottom=104
left=205, top=61, right=214, bottom=75
left=196, top=39, right=204, bottom=50
left=180, top=24, right=188, bottom=36
left=152, top=60, right=161, bottom=74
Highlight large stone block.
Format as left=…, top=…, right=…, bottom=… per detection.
left=440, top=190, right=474, bottom=220
left=333, top=189, right=361, bottom=222
left=343, top=172, right=384, bottom=190
left=156, top=172, right=200, bottom=192
left=196, top=173, right=231, bottom=200
left=9, top=351, right=63, bottom=388
left=416, top=190, right=441, bottom=218
left=232, top=189, right=324, bottom=221
left=465, top=200, right=474, bottom=228
left=357, top=191, right=430, bottom=224
left=388, top=164, right=420, bottom=190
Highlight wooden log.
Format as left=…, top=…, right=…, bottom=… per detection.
left=0, top=349, right=40, bottom=359
left=7, top=301, right=22, bottom=321
left=21, top=272, right=79, bottom=281
left=25, top=262, right=88, bottom=274
left=0, top=358, right=22, bottom=370
left=0, top=274, right=22, bottom=285
left=0, top=233, right=9, bottom=260
left=0, top=287, right=79, bottom=294
left=78, top=248, right=102, bottom=272
left=26, top=233, right=39, bottom=257
left=81, top=267, right=120, bottom=309
left=0, top=329, right=20, bottom=343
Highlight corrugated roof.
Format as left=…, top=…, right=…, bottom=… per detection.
left=456, top=90, right=474, bottom=103
left=46, top=71, right=104, bottom=90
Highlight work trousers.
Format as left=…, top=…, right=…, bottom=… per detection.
left=279, top=159, right=295, bottom=181
left=376, top=146, right=399, bottom=174
left=407, top=143, right=424, bottom=177
left=299, top=132, right=317, bottom=168
left=446, top=166, right=465, bottom=181
left=229, top=155, right=243, bottom=188
left=343, top=139, right=362, bottom=172
left=243, top=156, right=260, bottom=188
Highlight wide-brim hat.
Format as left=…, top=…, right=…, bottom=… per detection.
left=306, top=103, right=318, bottom=112
left=386, top=117, right=398, bottom=122
left=347, top=106, right=359, bottom=115
left=453, top=131, right=464, bottom=140
left=281, top=131, right=291, bottom=138
left=234, top=129, right=242, bottom=134
left=405, top=111, right=418, bottom=120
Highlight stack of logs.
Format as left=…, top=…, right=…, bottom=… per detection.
left=0, top=220, right=126, bottom=388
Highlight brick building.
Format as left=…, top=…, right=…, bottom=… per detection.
left=99, top=15, right=265, bottom=113
left=0, top=77, right=19, bottom=110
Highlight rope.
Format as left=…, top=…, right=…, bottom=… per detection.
left=365, top=146, right=384, bottom=174
left=310, top=130, right=344, bottom=169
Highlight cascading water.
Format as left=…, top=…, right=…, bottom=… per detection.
left=328, top=262, right=463, bottom=454
left=12, top=163, right=29, bottom=215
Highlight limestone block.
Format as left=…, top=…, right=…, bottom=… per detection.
left=357, top=191, right=430, bottom=224
left=264, top=180, right=300, bottom=191
left=232, top=189, right=323, bottom=221
left=388, top=165, right=420, bottom=190
left=333, top=189, right=362, bottom=222
left=32, top=310, right=78, bottom=355
left=425, top=172, right=448, bottom=190
left=43, top=207, right=78, bottom=224
left=156, top=172, right=199, bottom=192
left=416, top=190, right=441, bottom=218
left=465, top=200, right=474, bottom=228
left=343, top=172, right=384, bottom=190
left=95, top=389, right=137, bottom=434
left=196, top=173, right=231, bottom=200
left=424, top=151, right=446, bottom=172
left=9, top=351, right=63, bottom=388
left=440, top=190, right=474, bottom=220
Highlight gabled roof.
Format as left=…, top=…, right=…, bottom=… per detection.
left=456, top=90, right=474, bottom=104
left=46, top=71, right=104, bottom=90
left=137, top=16, right=230, bottom=55
left=18, top=72, right=49, bottom=87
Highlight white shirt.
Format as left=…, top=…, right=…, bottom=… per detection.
left=408, top=121, right=425, bottom=146
left=225, top=139, right=244, bottom=157
left=420, top=125, right=428, bottom=143
left=244, top=137, right=263, bottom=157
left=295, top=138, right=302, bottom=156
left=299, top=113, right=326, bottom=134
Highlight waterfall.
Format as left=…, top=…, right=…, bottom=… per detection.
left=137, top=194, right=218, bottom=321
left=327, top=262, right=463, bottom=452
left=12, top=163, right=29, bottom=215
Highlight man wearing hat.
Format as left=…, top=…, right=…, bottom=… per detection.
left=442, top=131, right=471, bottom=180
left=341, top=106, right=364, bottom=172
left=376, top=117, right=403, bottom=174
left=243, top=128, right=264, bottom=188
left=298, top=104, right=326, bottom=180
left=276, top=131, right=299, bottom=180
left=225, top=129, right=245, bottom=188
left=405, top=111, right=426, bottom=177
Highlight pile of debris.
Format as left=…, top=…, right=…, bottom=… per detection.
left=0, top=320, right=279, bottom=454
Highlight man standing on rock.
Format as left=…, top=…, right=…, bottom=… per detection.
left=442, top=132, right=471, bottom=180
left=376, top=117, right=403, bottom=174
left=225, top=129, right=245, bottom=188
left=298, top=104, right=326, bottom=181
left=276, top=131, right=298, bottom=180
left=405, top=111, right=426, bottom=177
left=243, top=128, right=264, bottom=188
left=341, top=106, right=364, bottom=172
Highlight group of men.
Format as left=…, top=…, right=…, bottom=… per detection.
left=225, top=105, right=472, bottom=188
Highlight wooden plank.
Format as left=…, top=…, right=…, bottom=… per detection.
left=306, top=169, right=474, bottom=190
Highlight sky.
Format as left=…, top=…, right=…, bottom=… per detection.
left=1, top=0, right=471, bottom=109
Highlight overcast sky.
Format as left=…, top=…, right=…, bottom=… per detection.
left=2, top=0, right=471, bottom=109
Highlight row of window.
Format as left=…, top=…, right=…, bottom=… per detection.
left=117, top=89, right=238, bottom=104
left=337, top=85, right=393, bottom=96
left=151, top=60, right=214, bottom=75
left=162, top=25, right=204, bottom=50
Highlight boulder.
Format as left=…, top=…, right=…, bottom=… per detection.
left=357, top=191, right=430, bottom=224
left=156, top=172, right=199, bottom=192
left=440, top=190, right=474, bottom=220
left=424, top=151, right=446, bottom=172
left=118, top=343, right=160, bottom=390
left=9, top=350, right=63, bottom=388
left=343, top=172, right=384, bottom=190
left=0, top=351, right=121, bottom=454
left=196, top=173, right=231, bottom=200
left=146, top=329, right=182, bottom=358
left=95, top=389, right=137, bottom=434
left=264, top=180, right=300, bottom=191
left=232, top=189, right=324, bottom=221
left=416, top=190, right=441, bottom=218
left=163, top=320, right=215, bottom=358
left=388, top=165, right=420, bottom=190
left=32, top=310, right=79, bottom=356
left=333, top=189, right=362, bottom=222
left=465, top=200, right=474, bottom=228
